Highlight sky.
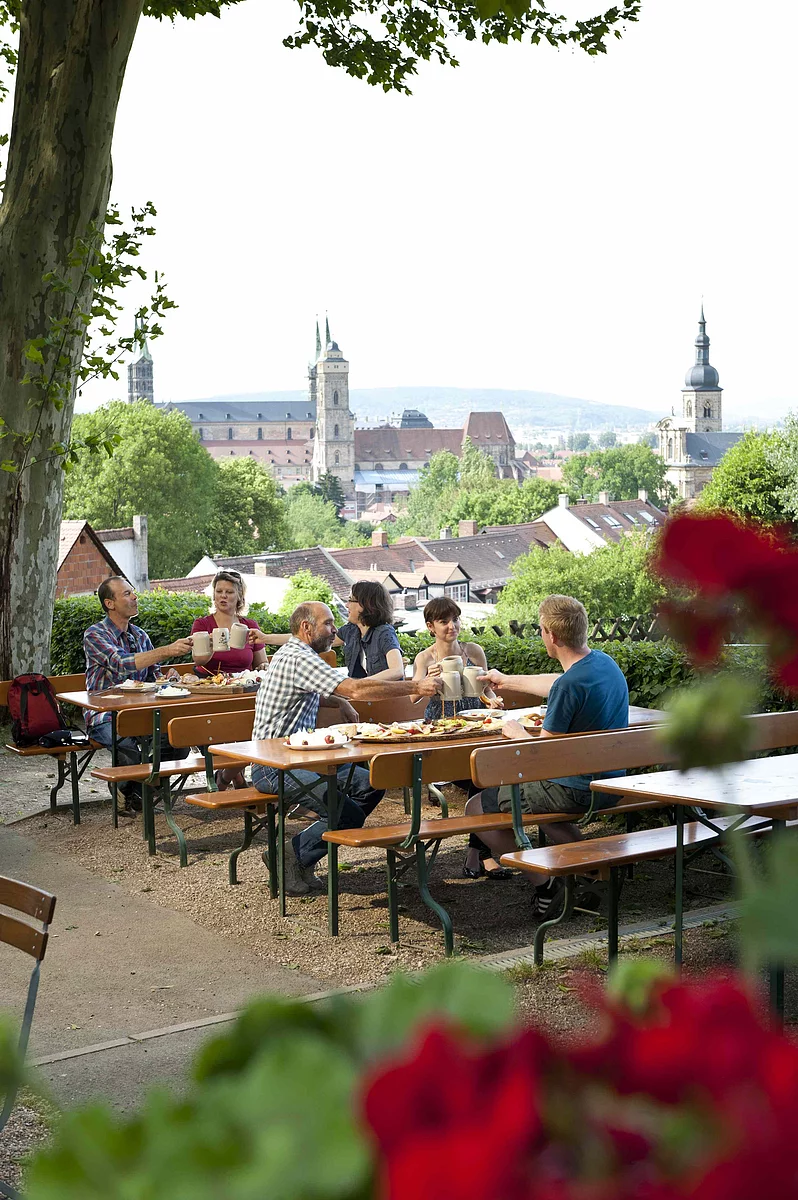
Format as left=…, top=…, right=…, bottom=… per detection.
left=9, top=0, right=797, bottom=420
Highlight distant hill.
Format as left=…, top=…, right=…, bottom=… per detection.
left=169, top=386, right=658, bottom=431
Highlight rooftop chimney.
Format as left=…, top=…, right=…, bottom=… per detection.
left=558, top=494, right=569, bottom=508
left=372, top=529, right=388, bottom=548
left=458, top=520, right=478, bottom=538
left=439, top=527, right=452, bottom=539
left=638, top=488, right=648, bottom=502
left=598, top=491, right=610, bottom=506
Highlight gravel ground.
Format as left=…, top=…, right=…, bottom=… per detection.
left=14, top=777, right=743, bottom=987
left=0, top=1102, right=50, bottom=1192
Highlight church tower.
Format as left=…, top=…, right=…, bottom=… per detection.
left=680, top=305, right=723, bottom=433
left=311, top=320, right=355, bottom=494
left=127, top=317, right=154, bottom=404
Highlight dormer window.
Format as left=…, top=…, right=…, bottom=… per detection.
left=198, top=411, right=204, bottom=419
left=225, top=412, right=231, bottom=419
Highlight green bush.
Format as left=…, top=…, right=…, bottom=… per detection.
left=49, top=591, right=795, bottom=715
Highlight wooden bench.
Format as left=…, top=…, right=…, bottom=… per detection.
left=166, top=709, right=279, bottom=883
left=0, top=673, right=102, bottom=824
left=470, top=711, right=798, bottom=964
left=322, top=739, right=670, bottom=954
left=91, top=698, right=259, bottom=858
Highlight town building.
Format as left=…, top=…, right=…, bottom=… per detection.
left=127, top=318, right=154, bottom=404
left=57, top=517, right=150, bottom=596
left=656, top=308, right=743, bottom=500
left=161, top=322, right=529, bottom=500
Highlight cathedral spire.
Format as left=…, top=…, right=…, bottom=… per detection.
left=325, top=313, right=331, bottom=348
left=315, top=317, right=321, bottom=361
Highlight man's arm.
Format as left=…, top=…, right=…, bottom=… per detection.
left=132, top=639, right=194, bottom=671
left=335, top=675, right=441, bottom=701
left=480, top=669, right=560, bottom=697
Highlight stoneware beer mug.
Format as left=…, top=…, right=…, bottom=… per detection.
left=192, top=631, right=211, bottom=660
left=212, top=627, right=230, bottom=653
left=441, top=670, right=463, bottom=701
left=230, top=622, right=249, bottom=650
left=440, top=655, right=464, bottom=675
left=462, top=666, right=484, bottom=698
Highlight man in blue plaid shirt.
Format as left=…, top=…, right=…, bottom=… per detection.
left=84, top=576, right=194, bottom=813
left=252, top=602, right=441, bottom=894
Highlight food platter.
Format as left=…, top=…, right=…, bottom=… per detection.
left=352, top=715, right=505, bottom=744
left=173, top=671, right=259, bottom=695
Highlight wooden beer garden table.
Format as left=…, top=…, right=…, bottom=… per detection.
left=214, top=705, right=666, bottom=937
left=593, top=753, right=798, bottom=1015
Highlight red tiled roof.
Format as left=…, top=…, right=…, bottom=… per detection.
left=329, top=540, right=437, bottom=575
left=58, top=520, right=123, bottom=574
left=462, top=411, right=515, bottom=446
left=354, top=427, right=462, bottom=463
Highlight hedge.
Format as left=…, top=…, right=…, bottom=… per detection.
left=49, top=593, right=794, bottom=715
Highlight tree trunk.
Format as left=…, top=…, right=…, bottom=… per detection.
left=0, top=0, right=143, bottom=678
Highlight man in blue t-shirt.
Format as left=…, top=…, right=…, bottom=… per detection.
left=474, top=594, right=629, bottom=915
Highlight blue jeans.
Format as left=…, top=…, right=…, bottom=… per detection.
left=252, top=763, right=384, bottom=868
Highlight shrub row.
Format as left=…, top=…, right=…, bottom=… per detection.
left=50, top=593, right=793, bottom=715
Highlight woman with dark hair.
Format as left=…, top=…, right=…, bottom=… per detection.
left=338, top=580, right=403, bottom=680
left=412, top=596, right=511, bottom=880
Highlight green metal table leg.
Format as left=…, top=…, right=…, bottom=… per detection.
left=533, top=875, right=575, bottom=966
left=769, top=817, right=786, bottom=1025
left=608, top=867, right=620, bottom=964
left=229, top=809, right=254, bottom=885
left=415, top=842, right=453, bottom=957
left=386, top=849, right=400, bottom=945
left=110, top=711, right=119, bottom=828
left=278, top=770, right=286, bottom=918
left=265, top=806, right=278, bottom=897
left=674, top=805, right=685, bottom=967
left=162, top=781, right=188, bottom=868
left=143, top=784, right=156, bottom=855
left=69, top=751, right=80, bottom=825
left=327, top=770, right=340, bottom=938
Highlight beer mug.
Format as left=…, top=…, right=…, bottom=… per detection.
left=192, top=631, right=211, bottom=660
left=441, top=670, right=463, bottom=701
left=440, top=655, right=464, bottom=674
left=462, top=666, right=484, bottom=698
left=212, top=627, right=230, bottom=653
left=230, top=622, right=248, bottom=650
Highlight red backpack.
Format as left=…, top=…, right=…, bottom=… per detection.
left=7, top=674, right=65, bottom=747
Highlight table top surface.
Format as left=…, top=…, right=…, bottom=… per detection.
left=593, top=753, right=798, bottom=815
left=57, top=689, right=257, bottom=712
left=213, top=705, right=666, bottom=773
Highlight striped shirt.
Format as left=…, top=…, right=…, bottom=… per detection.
left=252, top=637, right=348, bottom=740
left=83, top=617, right=157, bottom=729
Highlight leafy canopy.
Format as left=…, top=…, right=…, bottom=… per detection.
left=561, top=442, right=675, bottom=506
left=204, top=456, right=289, bottom=557
left=278, top=568, right=335, bottom=617
left=496, top=531, right=664, bottom=624
left=285, top=488, right=345, bottom=548
left=696, top=428, right=792, bottom=526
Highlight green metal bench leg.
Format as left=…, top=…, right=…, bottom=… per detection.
left=162, top=781, right=188, bottom=868
left=533, top=875, right=575, bottom=966
left=415, top=842, right=453, bottom=957
left=49, top=757, right=66, bottom=811
left=608, top=866, right=621, bottom=964
left=674, top=805, right=684, bottom=967
left=229, top=809, right=255, bottom=885
left=386, top=849, right=400, bottom=944
left=277, top=771, right=286, bottom=918
left=265, top=807, right=278, bottom=898
left=110, top=711, right=119, bottom=829
left=69, top=751, right=80, bottom=825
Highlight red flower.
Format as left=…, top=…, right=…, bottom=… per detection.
left=655, top=514, right=782, bottom=596
left=658, top=600, right=730, bottom=666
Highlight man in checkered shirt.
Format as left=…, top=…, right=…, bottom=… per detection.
left=252, top=602, right=441, bottom=894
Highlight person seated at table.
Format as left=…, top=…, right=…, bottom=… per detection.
left=84, top=577, right=193, bottom=815
left=465, top=593, right=629, bottom=915
left=251, top=601, right=441, bottom=895
left=412, top=597, right=508, bottom=879
left=248, top=581, right=403, bottom=682
left=191, top=570, right=268, bottom=790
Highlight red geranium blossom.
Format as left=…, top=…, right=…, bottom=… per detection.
left=654, top=514, right=787, bottom=597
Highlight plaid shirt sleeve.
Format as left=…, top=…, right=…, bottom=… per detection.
left=83, top=621, right=155, bottom=695
left=293, top=649, right=348, bottom=697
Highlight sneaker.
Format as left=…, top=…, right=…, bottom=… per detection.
left=261, top=843, right=310, bottom=895
left=532, top=878, right=566, bottom=920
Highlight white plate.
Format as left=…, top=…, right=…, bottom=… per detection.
left=284, top=738, right=350, bottom=750
left=156, top=686, right=191, bottom=698
left=116, top=681, right=158, bottom=692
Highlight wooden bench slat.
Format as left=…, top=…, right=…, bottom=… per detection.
left=5, top=741, right=101, bottom=758
left=500, top=814, right=771, bottom=876
left=0, top=912, right=49, bottom=961
left=90, top=754, right=211, bottom=783
left=323, top=797, right=671, bottom=849
left=0, top=876, right=56, bottom=924
left=184, top=787, right=275, bottom=811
